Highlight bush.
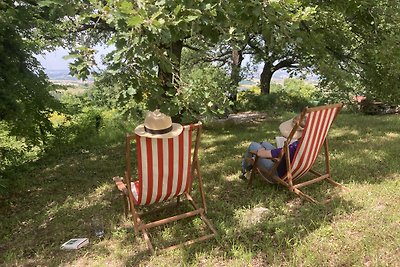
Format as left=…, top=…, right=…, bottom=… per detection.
left=0, top=122, right=41, bottom=194
left=46, top=106, right=134, bottom=154
left=179, top=64, right=235, bottom=122
left=237, top=78, right=321, bottom=113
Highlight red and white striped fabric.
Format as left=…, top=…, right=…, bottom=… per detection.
left=290, top=106, right=341, bottom=180
left=130, top=125, right=193, bottom=205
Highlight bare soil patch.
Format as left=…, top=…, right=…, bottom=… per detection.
left=218, top=111, right=268, bottom=124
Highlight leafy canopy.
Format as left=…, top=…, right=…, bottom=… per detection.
left=0, top=0, right=60, bottom=145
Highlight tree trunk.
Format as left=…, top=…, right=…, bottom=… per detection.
left=230, top=48, right=243, bottom=103
left=157, top=40, right=184, bottom=121
left=260, top=61, right=273, bottom=94
left=158, top=40, right=183, bottom=97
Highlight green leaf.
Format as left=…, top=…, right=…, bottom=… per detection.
left=186, top=15, right=199, bottom=22
left=127, top=16, right=144, bottom=27
left=151, top=10, right=163, bottom=20
left=174, top=5, right=182, bottom=15
left=63, top=53, right=78, bottom=60
left=126, top=86, right=137, bottom=96
left=120, top=1, right=134, bottom=14
left=38, top=0, right=63, bottom=7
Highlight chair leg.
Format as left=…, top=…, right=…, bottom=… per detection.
left=113, top=176, right=130, bottom=217
left=142, top=229, right=154, bottom=254
left=247, top=169, right=255, bottom=187
left=247, top=157, right=259, bottom=187
left=292, top=187, right=318, bottom=204
left=136, top=196, right=217, bottom=254
left=195, top=162, right=208, bottom=213
left=326, top=177, right=351, bottom=191
left=123, top=195, right=129, bottom=218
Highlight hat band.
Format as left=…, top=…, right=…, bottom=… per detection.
left=144, top=125, right=173, bottom=135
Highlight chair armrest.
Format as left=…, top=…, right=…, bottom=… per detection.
left=113, top=176, right=128, bottom=195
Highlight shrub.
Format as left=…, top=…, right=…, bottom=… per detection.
left=179, top=64, right=235, bottom=122
left=237, top=78, right=321, bottom=113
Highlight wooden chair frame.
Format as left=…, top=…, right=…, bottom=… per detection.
left=113, top=122, right=216, bottom=253
left=248, top=103, right=349, bottom=203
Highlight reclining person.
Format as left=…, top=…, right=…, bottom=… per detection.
left=240, top=114, right=307, bottom=182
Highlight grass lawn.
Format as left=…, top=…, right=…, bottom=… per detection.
left=1, top=112, right=399, bottom=266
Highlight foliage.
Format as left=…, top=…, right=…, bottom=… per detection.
left=237, top=79, right=320, bottom=113
left=0, top=1, right=62, bottom=145
left=0, top=122, right=40, bottom=193
left=84, top=75, right=147, bottom=118
left=245, top=1, right=318, bottom=93
left=45, top=92, right=135, bottom=153
left=303, top=1, right=400, bottom=103
left=179, top=64, right=234, bottom=122
left=40, top=0, right=227, bottom=118
left=0, top=83, right=134, bottom=191
left=282, top=78, right=318, bottom=99
left=238, top=91, right=309, bottom=114
left=212, top=0, right=400, bottom=101
left=34, top=0, right=400, bottom=117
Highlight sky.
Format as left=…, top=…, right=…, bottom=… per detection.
left=37, top=46, right=112, bottom=71
left=37, top=47, right=297, bottom=81
left=37, top=48, right=72, bottom=70
left=37, top=47, right=258, bottom=72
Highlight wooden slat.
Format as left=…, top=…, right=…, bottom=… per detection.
left=120, top=122, right=216, bottom=253
left=138, top=209, right=203, bottom=231
left=293, top=174, right=330, bottom=189
left=248, top=103, right=347, bottom=204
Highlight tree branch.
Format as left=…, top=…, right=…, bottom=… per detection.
left=272, top=58, right=297, bottom=72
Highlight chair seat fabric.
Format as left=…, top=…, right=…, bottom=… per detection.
left=134, top=125, right=193, bottom=206
left=130, top=181, right=141, bottom=205
left=119, top=122, right=216, bottom=253
left=290, top=106, right=341, bottom=180
left=248, top=103, right=344, bottom=203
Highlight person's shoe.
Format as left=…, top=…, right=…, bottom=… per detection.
left=239, top=172, right=247, bottom=180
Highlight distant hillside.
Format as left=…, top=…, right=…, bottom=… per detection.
left=45, top=69, right=317, bottom=87
left=46, top=69, right=93, bottom=85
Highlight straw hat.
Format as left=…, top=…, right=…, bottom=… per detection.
left=134, top=110, right=183, bottom=138
left=279, top=114, right=307, bottom=139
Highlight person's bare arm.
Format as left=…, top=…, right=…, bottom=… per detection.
left=249, top=147, right=273, bottom=158
left=256, top=147, right=272, bottom=158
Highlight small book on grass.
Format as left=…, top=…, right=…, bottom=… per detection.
left=61, top=238, right=89, bottom=250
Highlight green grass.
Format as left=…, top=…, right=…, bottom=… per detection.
left=1, top=112, right=400, bottom=266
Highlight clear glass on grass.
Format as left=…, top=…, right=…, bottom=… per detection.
left=92, top=217, right=105, bottom=239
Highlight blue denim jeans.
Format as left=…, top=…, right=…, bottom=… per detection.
left=241, top=141, right=276, bottom=173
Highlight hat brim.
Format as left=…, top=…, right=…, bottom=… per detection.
left=279, top=118, right=303, bottom=139
left=134, top=123, right=183, bottom=139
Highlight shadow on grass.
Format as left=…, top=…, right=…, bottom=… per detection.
left=1, top=112, right=399, bottom=266
left=330, top=113, right=400, bottom=185
left=120, top=116, right=364, bottom=265
left=136, top=178, right=360, bottom=266
left=0, top=128, right=129, bottom=265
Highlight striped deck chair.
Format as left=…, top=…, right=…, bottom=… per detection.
left=249, top=103, right=348, bottom=203
left=113, top=122, right=216, bottom=253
